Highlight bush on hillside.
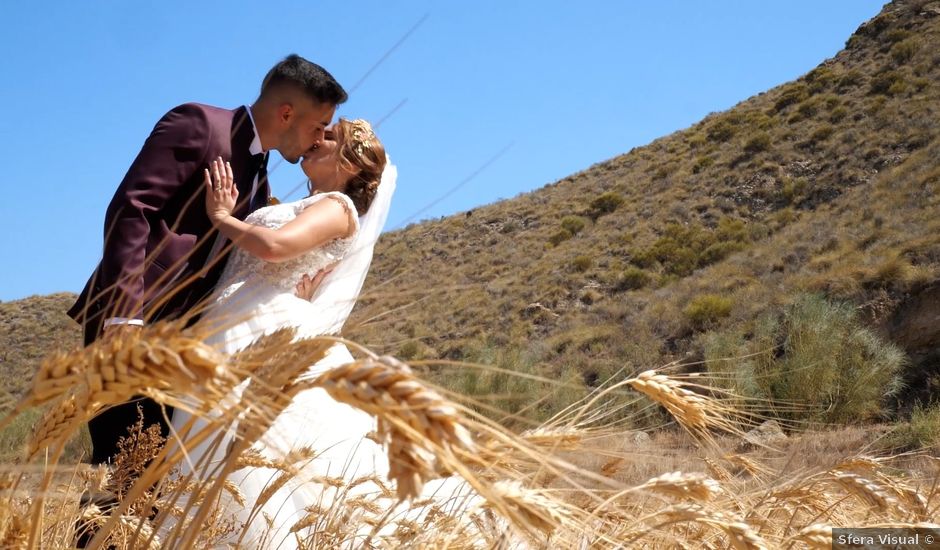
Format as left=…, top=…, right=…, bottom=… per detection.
left=435, top=340, right=588, bottom=424
left=805, top=66, right=836, bottom=93
left=884, top=28, right=913, bottom=44
left=837, top=69, right=865, bottom=89
left=560, top=216, right=587, bottom=235
left=807, top=125, right=835, bottom=145
left=891, top=38, right=920, bottom=65
left=589, top=192, right=625, bottom=219
left=548, top=228, right=573, bottom=246
left=700, top=241, right=746, bottom=265
left=631, top=219, right=752, bottom=276
left=684, top=294, right=733, bottom=329
left=616, top=267, right=652, bottom=291
left=702, top=294, right=906, bottom=424
left=870, top=70, right=905, bottom=95
left=774, top=83, right=809, bottom=112
left=744, top=132, right=772, bottom=155
left=884, top=402, right=940, bottom=451
left=829, top=106, right=848, bottom=123
left=706, top=119, right=736, bottom=143
left=571, top=255, right=593, bottom=272
left=693, top=155, right=715, bottom=174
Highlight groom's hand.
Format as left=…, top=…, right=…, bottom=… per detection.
left=294, top=264, right=337, bottom=301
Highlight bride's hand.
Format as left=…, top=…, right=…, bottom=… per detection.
left=205, top=157, right=238, bottom=222
left=294, top=264, right=336, bottom=301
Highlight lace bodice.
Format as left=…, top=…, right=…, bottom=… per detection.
left=215, top=192, right=359, bottom=300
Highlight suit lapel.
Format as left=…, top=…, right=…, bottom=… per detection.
left=229, top=107, right=257, bottom=219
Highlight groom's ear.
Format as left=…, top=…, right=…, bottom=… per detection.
left=277, top=102, right=294, bottom=124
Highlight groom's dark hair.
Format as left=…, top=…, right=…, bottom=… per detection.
left=260, top=54, right=348, bottom=105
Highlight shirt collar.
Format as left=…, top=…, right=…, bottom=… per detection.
left=245, top=105, right=263, bottom=156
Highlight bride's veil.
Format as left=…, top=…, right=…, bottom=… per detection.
left=306, top=158, right=398, bottom=335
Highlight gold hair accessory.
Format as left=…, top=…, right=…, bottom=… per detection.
left=348, top=119, right=376, bottom=157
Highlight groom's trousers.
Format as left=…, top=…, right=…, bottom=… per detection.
left=80, top=312, right=175, bottom=465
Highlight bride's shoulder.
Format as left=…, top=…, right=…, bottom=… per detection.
left=304, top=192, right=354, bottom=212
left=304, top=192, right=359, bottom=235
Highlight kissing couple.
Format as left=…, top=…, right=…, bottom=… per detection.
left=69, top=54, right=403, bottom=547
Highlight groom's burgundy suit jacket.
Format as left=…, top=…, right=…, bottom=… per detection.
left=68, top=103, right=270, bottom=342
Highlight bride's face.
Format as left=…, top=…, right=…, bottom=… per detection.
left=301, top=127, right=359, bottom=193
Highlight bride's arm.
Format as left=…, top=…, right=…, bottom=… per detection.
left=205, top=158, right=354, bottom=263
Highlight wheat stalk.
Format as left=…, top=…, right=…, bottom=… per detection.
left=635, top=471, right=722, bottom=502
left=295, top=355, right=475, bottom=500
left=789, top=523, right=832, bottom=549
left=627, top=370, right=733, bottom=437
left=829, top=470, right=898, bottom=512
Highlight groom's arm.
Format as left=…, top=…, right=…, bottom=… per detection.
left=99, top=103, right=211, bottom=323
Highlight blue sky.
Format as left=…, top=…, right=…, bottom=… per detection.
left=0, top=1, right=884, bottom=301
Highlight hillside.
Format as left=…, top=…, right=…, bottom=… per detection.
left=2, top=0, right=938, bottom=434
left=344, top=0, right=940, bottom=424
left=0, top=293, right=81, bottom=400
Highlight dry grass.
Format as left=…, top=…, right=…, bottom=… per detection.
left=0, top=324, right=938, bottom=548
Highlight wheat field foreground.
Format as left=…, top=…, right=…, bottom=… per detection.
left=0, top=321, right=935, bottom=549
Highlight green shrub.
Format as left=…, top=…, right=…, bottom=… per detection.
left=822, top=95, right=841, bottom=109
left=688, top=134, right=707, bottom=149
left=684, top=294, right=734, bottom=329
left=887, top=80, right=908, bottom=96
left=699, top=241, right=745, bottom=265
left=774, top=83, right=809, bottom=112
left=702, top=294, right=905, bottom=424
left=616, top=267, right=652, bottom=291
left=590, top=192, right=625, bottom=218
left=809, top=125, right=835, bottom=143
left=891, top=38, right=920, bottom=65
left=436, top=340, right=589, bottom=424
left=797, top=98, right=820, bottom=118
left=707, top=119, right=736, bottom=142
left=805, top=67, right=835, bottom=93
left=654, top=162, right=678, bottom=180
left=548, top=228, right=573, bottom=246
left=560, top=215, right=587, bottom=235
left=0, top=407, right=90, bottom=462
left=743, top=132, right=772, bottom=154
left=397, top=340, right=422, bottom=360
left=829, top=106, right=848, bottom=123
left=884, top=402, right=940, bottom=451
left=870, top=70, right=904, bottom=95
left=885, top=28, right=913, bottom=44
left=780, top=177, right=809, bottom=203
left=571, top=255, right=592, bottom=272
left=632, top=220, right=750, bottom=276
left=862, top=14, right=892, bottom=38
left=579, top=288, right=601, bottom=305
left=743, top=111, right=775, bottom=130
left=693, top=155, right=715, bottom=174
left=715, top=217, right=749, bottom=243
left=912, top=77, right=930, bottom=92
left=837, top=69, right=864, bottom=89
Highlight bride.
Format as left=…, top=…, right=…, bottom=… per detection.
left=168, top=117, right=398, bottom=548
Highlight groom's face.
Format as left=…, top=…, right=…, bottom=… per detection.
left=279, top=99, right=336, bottom=164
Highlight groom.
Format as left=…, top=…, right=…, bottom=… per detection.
left=68, top=54, right=347, bottom=466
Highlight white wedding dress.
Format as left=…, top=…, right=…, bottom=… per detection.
left=169, top=192, right=391, bottom=549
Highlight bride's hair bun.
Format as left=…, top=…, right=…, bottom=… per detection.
left=336, top=118, right=386, bottom=216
